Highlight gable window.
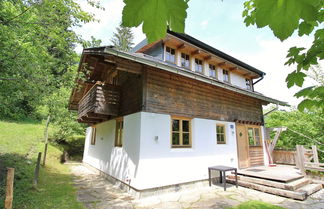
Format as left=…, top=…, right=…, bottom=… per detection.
left=216, top=124, right=226, bottom=144
left=195, top=58, right=203, bottom=73
left=209, top=64, right=217, bottom=78
left=165, top=46, right=175, bottom=63
left=247, top=127, right=261, bottom=146
left=246, top=78, right=252, bottom=90
left=223, top=69, right=230, bottom=83
left=171, top=117, right=191, bottom=148
left=91, top=126, right=96, bottom=145
left=115, top=118, right=123, bottom=147
left=181, top=53, right=190, bottom=69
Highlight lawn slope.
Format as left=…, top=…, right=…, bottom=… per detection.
left=0, top=120, right=84, bottom=209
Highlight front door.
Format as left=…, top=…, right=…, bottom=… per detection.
left=236, top=124, right=249, bottom=168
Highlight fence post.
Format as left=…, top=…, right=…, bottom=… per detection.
left=42, top=115, right=50, bottom=166
left=312, top=145, right=319, bottom=167
left=33, top=152, right=42, bottom=186
left=296, top=145, right=306, bottom=175
left=4, top=167, right=14, bottom=209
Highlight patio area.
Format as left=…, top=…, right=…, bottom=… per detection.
left=70, top=163, right=324, bottom=209
left=237, top=164, right=304, bottom=182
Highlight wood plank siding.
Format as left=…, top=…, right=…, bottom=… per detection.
left=249, top=146, right=264, bottom=166
left=144, top=67, right=264, bottom=123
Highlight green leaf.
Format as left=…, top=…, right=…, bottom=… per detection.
left=294, top=86, right=314, bottom=98
left=297, top=99, right=316, bottom=111
left=286, top=71, right=307, bottom=88
left=298, top=21, right=317, bottom=36
left=122, top=0, right=188, bottom=43
left=251, top=0, right=320, bottom=41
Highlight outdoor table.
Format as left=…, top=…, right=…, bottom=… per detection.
left=208, top=165, right=238, bottom=191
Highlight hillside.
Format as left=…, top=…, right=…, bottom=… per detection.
left=0, top=120, right=84, bottom=209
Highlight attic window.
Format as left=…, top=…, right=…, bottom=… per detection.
left=181, top=53, right=190, bottom=69
left=165, top=46, right=175, bottom=63
left=195, top=58, right=203, bottom=73
left=209, top=64, right=216, bottom=78
left=246, top=78, right=252, bottom=90
left=223, top=69, right=230, bottom=83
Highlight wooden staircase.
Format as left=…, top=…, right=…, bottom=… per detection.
left=227, top=174, right=323, bottom=200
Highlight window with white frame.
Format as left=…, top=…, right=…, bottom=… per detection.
left=181, top=53, right=190, bottom=69
left=246, top=78, right=252, bottom=90
left=209, top=64, right=216, bottom=78
left=223, top=69, right=230, bottom=83
left=195, top=58, right=203, bottom=73
left=165, top=46, right=175, bottom=63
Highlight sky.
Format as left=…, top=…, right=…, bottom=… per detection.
left=74, top=0, right=320, bottom=108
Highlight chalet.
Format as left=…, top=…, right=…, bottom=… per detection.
left=69, top=30, right=287, bottom=193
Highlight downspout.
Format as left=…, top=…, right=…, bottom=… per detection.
left=252, top=74, right=264, bottom=92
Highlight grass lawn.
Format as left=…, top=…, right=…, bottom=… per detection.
left=0, top=120, right=84, bottom=209
left=230, top=200, right=285, bottom=209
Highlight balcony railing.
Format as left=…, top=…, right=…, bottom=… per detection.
left=78, top=84, right=120, bottom=123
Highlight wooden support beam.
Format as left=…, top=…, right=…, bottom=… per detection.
left=243, top=72, right=251, bottom=76
left=5, top=168, right=14, bottom=209
left=204, top=55, right=212, bottom=61
left=116, top=66, right=141, bottom=74
left=229, top=67, right=238, bottom=71
left=177, top=43, right=186, bottom=49
left=191, top=49, right=201, bottom=56
left=217, top=62, right=226, bottom=67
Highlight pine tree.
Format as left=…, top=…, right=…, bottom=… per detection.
left=110, top=24, right=134, bottom=52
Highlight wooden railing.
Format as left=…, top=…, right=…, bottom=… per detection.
left=78, top=84, right=120, bottom=123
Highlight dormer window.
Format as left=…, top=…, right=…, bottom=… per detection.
left=181, top=53, right=190, bottom=69
left=195, top=58, right=203, bottom=73
left=209, top=64, right=216, bottom=78
left=223, top=69, right=230, bottom=83
left=165, top=46, right=175, bottom=63
left=246, top=78, right=252, bottom=90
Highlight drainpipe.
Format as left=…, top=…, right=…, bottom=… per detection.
left=252, top=74, right=264, bottom=91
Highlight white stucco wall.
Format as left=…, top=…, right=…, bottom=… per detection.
left=230, top=72, right=246, bottom=89
left=134, top=112, right=238, bottom=190
left=83, top=112, right=141, bottom=187
left=83, top=111, right=268, bottom=190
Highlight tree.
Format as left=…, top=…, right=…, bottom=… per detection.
left=110, top=24, right=134, bottom=52
left=121, top=0, right=323, bottom=111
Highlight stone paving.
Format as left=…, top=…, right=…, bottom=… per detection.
left=70, top=164, right=324, bottom=209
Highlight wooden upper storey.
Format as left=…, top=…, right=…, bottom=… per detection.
left=133, top=31, right=265, bottom=91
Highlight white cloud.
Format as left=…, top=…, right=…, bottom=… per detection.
left=200, top=20, right=209, bottom=29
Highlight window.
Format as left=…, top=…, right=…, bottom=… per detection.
left=246, top=78, right=252, bottom=90
left=195, top=58, right=203, bottom=73
left=181, top=53, right=190, bottom=69
left=90, top=126, right=96, bottom=145
left=171, top=117, right=191, bottom=148
left=165, top=46, right=175, bottom=63
left=248, top=127, right=261, bottom=146
left=209, top=64, right=217, bottom=78
left=115, top=118, right=123, bottom=147
left=216, top=124, right=226, bottom=144
left=223, top=69, right=230, bottom=83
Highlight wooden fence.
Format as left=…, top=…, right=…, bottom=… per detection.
left=272, top=149, right=296, bottom=165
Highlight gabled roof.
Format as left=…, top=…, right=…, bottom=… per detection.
left=81, top=46, right=288, bottom=106
left=133, top=30, right=265, bottom=77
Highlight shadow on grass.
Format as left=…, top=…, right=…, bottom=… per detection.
left=0, top=153, right=83, bottom=209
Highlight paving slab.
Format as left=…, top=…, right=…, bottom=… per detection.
left=70, top=164, right=324, bottom=209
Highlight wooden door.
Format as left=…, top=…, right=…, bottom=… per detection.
left=236, top=124, right=249, bottom=168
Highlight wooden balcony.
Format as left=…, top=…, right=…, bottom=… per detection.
left=78, top=84, right=120, bottom=124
